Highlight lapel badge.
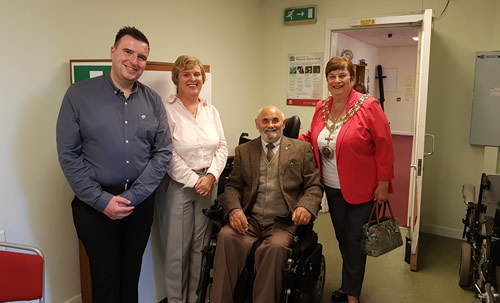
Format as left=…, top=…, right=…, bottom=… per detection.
left=140, top=114, right=146, bottom=119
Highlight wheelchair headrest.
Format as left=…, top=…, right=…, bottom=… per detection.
left=239, top=132, right=251, bottom=145
left=283, top=115, right=301, bottom=139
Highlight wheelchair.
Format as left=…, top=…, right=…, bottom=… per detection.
left=196, top=115, right=326, bottom=303
left=459, top=173, right=500, bottom=302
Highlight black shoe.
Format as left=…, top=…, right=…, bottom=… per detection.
left=331, top=289, right=347, bottom=302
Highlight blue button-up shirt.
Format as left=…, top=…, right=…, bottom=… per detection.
left=56, top=72, right=172, bottom=212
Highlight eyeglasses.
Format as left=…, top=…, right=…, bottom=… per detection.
left=328, top=73, right=350, bottom=81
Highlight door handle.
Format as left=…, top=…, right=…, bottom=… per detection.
left=410, top=160, right=423, bottom=176
left=424, top=134, right=435, bottom=156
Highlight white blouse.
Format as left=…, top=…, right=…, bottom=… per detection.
left=317, top=120, right=342, bottom=189
left=163, top=94, right=228, bottom=188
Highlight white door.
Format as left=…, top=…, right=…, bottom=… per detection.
left=408, top=9, right=433, bottom=271
left=325, top=9, right=433, bottom=270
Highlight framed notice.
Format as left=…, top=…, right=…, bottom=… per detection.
left=286, top=53, right=323, bottom=106
left=70, top=60, right=112, bottom=83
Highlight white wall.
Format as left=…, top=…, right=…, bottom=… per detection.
left=0, top=1, right=266, bottom=302
left=2, top=0, right=500, bottom=302
left=332, top=34, right=416, bottom=134
left=335, top=33, right=378, bottom=95
left=378, top=46, right=418, bottom=134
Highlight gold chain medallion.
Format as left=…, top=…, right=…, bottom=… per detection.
left=320, top=94, right=370, bottom=158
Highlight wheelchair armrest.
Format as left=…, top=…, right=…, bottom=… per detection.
left=292, top=224, right=318, bottom=260
left=462, top=184, right=475, bottom=205
left=294, top=222, right=314, bottom=238
left=202, top=202, right=225, bottom=223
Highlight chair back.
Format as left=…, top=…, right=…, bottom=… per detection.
left=238, top=132, right=251, bottom=145
left=238, top=115, right=302, bottom=145
left=283, top=115, right=301, bottom=139
left=0, top=241, right=44, bottom=303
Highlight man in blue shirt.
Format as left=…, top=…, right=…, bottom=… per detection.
left=56, top=26, right=172, bottom=303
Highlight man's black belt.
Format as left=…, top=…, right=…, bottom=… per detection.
left=102, top=181, right=133, bottom=195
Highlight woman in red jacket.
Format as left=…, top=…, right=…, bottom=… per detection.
left=299, top=57, right=394, bottom=303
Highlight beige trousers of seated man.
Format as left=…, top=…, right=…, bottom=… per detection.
left=209, top=218, right=293, bottom=303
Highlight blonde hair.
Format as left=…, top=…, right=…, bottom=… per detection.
left=171, top=55, right=206, bottom=86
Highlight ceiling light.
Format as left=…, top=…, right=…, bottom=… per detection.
left=412, top=36, right=419, bottom=41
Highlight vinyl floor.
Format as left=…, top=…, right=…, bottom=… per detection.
left=315, top=212, right=476, bottom=303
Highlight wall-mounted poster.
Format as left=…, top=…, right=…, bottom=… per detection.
left=287, top=52, right=323, bottom=106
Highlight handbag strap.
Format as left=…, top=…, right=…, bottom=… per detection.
left=383, top=200, right=394, bottom=216
left=383, top=200, right=397, bottom=226
left=367, top=200, right=397, bottom=231
left=368, top=200, right=379, bottom=223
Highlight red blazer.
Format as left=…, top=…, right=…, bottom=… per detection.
left=299, top=90, right=394, bottom=204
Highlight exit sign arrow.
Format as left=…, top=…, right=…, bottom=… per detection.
left=284, top=6, right=317, bottom=24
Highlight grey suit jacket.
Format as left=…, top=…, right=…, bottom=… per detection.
left=223, top=136, right=323, bottom=232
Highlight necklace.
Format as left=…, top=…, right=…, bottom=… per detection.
left=327, top=98, right=348, bottom=123
left=320, top=94, right=370, bottom=159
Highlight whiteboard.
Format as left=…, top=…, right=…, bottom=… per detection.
left=140, top=70, right=212, bottom=104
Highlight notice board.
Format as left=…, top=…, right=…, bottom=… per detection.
left=469, top=51, right=500, bottom=146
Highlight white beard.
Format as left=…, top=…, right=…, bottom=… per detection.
left=260, top=127, right=282, bottom=143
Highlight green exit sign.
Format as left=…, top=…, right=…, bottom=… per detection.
left=284, top=6, right=317, bottom=24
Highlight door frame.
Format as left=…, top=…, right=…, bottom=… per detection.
left=323, top=9, right=433, bottom=271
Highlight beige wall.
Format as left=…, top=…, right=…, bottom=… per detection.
left=0, top=1, right=266, bottom=302
left=1, top=0, right=500, bottom=302
left=419, top=0, right=500, bottom=236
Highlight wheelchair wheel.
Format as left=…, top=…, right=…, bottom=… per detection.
left=496, top=266, right=500, bottom=295
left=459, top=242, right=472, bottom=288
left=301, top=255, right=326, bottom=303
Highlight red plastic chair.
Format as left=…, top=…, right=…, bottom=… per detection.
left=0, top=241, right=44, bottom=303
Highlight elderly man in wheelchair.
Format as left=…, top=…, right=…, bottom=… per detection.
left=205, top=106, right=323, bottom=303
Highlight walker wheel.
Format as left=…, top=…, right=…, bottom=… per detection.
left=459, top=242, right=472, bottom=288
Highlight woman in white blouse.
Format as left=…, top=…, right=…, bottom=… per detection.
left=156, top=55, right=228, bottom=303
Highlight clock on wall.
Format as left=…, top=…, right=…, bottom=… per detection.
left=341, top=49, right=354, bottom=60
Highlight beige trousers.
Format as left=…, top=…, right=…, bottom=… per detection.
left=155, top=176, right=215, bottom=303
left=210, top=218, right=293, bottom=303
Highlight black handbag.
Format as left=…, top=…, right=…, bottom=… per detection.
left=361, top=200, right=403, bottom=257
